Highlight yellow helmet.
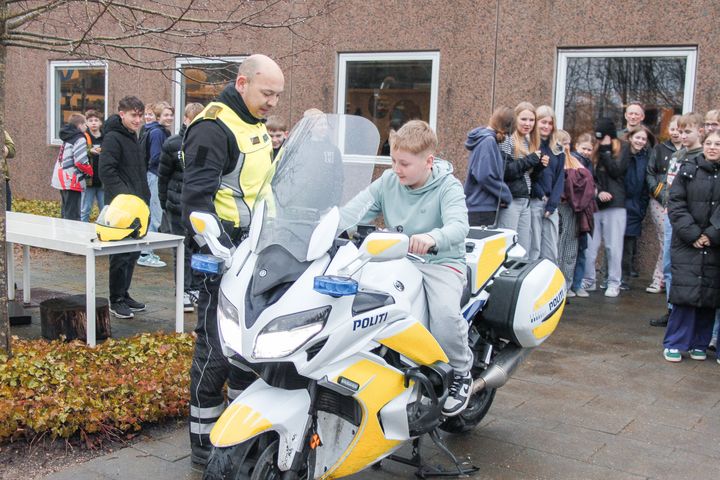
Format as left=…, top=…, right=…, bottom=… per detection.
left=95, top=194, right=150, bottom=242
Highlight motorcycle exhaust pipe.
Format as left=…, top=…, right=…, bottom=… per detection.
left=471, top=345, right=533, bottom=395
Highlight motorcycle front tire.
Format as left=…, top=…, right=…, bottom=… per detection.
left=202, top=437, right=261, bottom=480
left=439, top=387, right=496, bottom=434
left=251, top=438, right=312, bottom=480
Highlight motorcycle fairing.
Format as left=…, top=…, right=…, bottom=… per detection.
left=209, top=379, right=311, bottom=471
left=375, top=317, right=448, bottom=366
left=465, top=228, right=514, bottom=294
left=319, top=358, right=407, bottom=479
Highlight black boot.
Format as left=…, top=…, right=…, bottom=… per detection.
left=649, top=311, right=670, bottom=327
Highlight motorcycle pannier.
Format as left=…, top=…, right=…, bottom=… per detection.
left=480, top=258, right=565, bottom=348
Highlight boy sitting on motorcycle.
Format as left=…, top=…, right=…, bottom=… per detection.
left=340, top=120, right=473, bottom=416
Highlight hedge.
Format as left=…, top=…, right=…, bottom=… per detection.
left=0, top=333, right=193, bottom=444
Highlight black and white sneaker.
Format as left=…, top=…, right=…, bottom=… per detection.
left=125, top=295, right=146, bottom=312
left=442, top=371, right=473, bottom=417
left=110, top=301, right=134, bottom=319
left=183, top=292, right=194, bottom=312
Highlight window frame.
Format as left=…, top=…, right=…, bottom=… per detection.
left=554, top=47, right=697, bottom=130
left=48, top=60, right=108, bottom=145
left=173, top=56, right=246, bottom=131
left=336, top=52, right=440, bottom=165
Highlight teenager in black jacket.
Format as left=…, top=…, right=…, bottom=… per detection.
left=98, top=96, right=151, bottom=319
left=662, top=130, right=720, bottom=363
left=157, top=102, right=204, bottom=311
left=582, top=122, right=628, bottom=298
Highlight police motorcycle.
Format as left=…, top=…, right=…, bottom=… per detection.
left=190, top=114, right=566, bottom=479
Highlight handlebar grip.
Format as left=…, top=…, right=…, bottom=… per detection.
left=428, top=246, right=438, bottom=255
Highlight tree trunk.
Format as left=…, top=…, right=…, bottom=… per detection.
left=40, top=295, right=111, bottom=342
left=0, top=2, right=10, bottom=357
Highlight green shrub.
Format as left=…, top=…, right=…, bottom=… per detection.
left=0, top=333, right=193, bottom=444
left=12, top=198, right=62, bottom=218
left=12, top=197, right=100, bottom=222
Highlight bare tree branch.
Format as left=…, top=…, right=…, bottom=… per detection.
left=0, top=0, right=338, bottom=356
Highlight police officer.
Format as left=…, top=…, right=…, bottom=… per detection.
left=181, top=54, right=284, bottom=465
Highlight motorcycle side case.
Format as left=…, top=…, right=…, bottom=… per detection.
left=480, top=258, right=565, bottom=347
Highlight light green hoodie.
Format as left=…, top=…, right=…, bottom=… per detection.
left=340, top=159, right=469, bottom=270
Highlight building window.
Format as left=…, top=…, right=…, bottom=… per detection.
left=49, top=60, right=108, bottom=144
left=337, top=52, right=440, bottom=163
left=174, top=57, right=245, bottom=130
left=555, top=47, right=697, bottom=141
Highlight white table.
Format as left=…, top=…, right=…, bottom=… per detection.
left=6, top=211, right=185, bottom=346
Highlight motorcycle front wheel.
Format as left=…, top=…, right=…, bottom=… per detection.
left=202, top=437, right=261, bottom=480
left=439, top=386, right=496, bottom=434
left=251, top=438, right=312, bottom=480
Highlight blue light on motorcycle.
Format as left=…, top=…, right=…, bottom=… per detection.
left=191, top=254, right=225, bottom=274
left=313, top=275, right=358, bottom=297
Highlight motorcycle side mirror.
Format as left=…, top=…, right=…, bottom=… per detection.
left=248, top=199, right=265, bottom=253
left=358, top=232, right=408, bottom=262
left=307, top=207, right=340, bottom=261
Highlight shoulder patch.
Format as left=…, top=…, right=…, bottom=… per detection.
left=204, top=105, right=223, bottom=120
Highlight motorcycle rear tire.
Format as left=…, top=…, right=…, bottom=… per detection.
left=439, top=387, right=496, bottom=434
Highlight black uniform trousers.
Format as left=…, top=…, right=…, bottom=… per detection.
left=188, top=273, right=256, bottom=458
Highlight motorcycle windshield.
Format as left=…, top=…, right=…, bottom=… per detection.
left=254, top=114, right=381, bottom=262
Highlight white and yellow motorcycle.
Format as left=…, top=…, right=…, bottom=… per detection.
left=191, top=114, right=565, bottom=479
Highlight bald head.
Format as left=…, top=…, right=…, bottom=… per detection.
left=235, top=54, right=285, bottom=119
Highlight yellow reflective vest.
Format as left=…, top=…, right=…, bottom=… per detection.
left=190, top=101, right=273, bottom=228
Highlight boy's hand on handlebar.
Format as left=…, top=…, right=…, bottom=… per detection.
left=409, top=233, right=436, bottom=255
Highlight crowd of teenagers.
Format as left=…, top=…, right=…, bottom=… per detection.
left=30, top=94, right=720, bottom=365
left=464, top=102, right=720, bottom=364
left=45, top=100, right=292, bottom=314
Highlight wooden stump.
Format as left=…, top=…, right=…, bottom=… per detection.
left=40, top=295, right=111, bottom=342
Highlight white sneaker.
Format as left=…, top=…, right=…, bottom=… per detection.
left=566, top=289, right=576, bottom=298
left=574, top=288, right=590, bottom=298
left=604, top=286, right=620, bottom=297
left=137, top=254, right=166, bottom=268
left=582, top=281, right=597, bottom=292
left=645, top=283, right=663, bottom=294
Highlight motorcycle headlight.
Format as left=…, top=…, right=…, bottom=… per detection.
left=218, top=290, right=240, bottom=327
left=253, top=306, right=331, bottom=359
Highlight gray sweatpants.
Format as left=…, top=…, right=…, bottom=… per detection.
left=529, top=198, right=560, bottom=263
left=417, top=263, right=473, bottom=374
left=583, top=207, right=626, bottom=289
left=497, top=198, right=531, bottom=255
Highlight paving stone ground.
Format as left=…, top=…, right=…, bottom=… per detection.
left=7, top=246, right=720, bottom=480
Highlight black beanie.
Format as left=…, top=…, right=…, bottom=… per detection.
left=594, top=117, right=617, bottom=140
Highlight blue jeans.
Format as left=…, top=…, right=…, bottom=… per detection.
left=662, top=211, right=673, bottom=308
left=572, top=233, right=588, bottom=291
left=80, top=186, right=105, bottom=222
left=142, top=172, right=162, bottom=256
left=147, top=172, right=162, bottom=233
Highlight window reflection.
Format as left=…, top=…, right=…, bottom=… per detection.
left=344, top=60, right=432, bottom=155
left=562, top=56, right=687, bottom=141
left=181, top=62, right=237, bottom=111
left=53, top=67, right=105, bottom=139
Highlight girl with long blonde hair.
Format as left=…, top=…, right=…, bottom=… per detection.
left=496, top=102, right=546, bottom=253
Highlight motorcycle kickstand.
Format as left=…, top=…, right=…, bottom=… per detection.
left=385, top=430, right=479, bottom=478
